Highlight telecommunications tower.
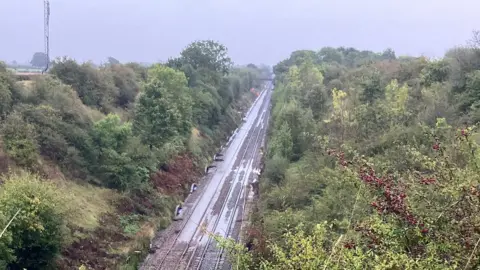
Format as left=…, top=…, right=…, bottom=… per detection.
left=43, top=0, right=50, bottom=74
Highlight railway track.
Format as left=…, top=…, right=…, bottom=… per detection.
left=141, top=82, right=272, bottom=270
left=188, top=90, right=270, bottom=270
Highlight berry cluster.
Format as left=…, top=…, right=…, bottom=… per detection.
left=354, top=226, right=381, bottom=249
left=328, top=148, right=434, bottom=251
left=420, top=177, right=436, bottom=185
left=453, top=128, right=471, bottom=142
left=419, top=223, right=429, bottom=234
left=358, top=165, right=418, bottom=225
left=327, top=148, right=348, bottom=167
left=328, top=149, right=425, bottom=228
left=343, top=241, right=356, bottom=249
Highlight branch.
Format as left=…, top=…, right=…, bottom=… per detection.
left=0, top=209, right=21, bottom=239
left=464, top=236, right=480, bottom=270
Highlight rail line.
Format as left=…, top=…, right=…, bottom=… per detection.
left=144, top=84, right=270, bottom=270
left=178, top=120, right=263, bottom=269
left=212, top=88, right=272, bottom=270
left=186, top=125, right=261, bottom=270
left=193, top=86, right=272, bottom=270
left=185, top=87, right=270, bottom=270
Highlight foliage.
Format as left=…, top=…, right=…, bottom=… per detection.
left=0, top=211, right=14, bottom=269
left=119, top=214, right=141, bottom=235
left=179, top=40, right=233, bottom=75
left=133, top=65, right=192, bottom=147
left=49, top=58, right=117, bottom=110
left=90, top=114, right=151, bottom=190
left=1, top=111, right=39, bottom=167
left=218, top=37, right=480, bottom=269
left=0, top=63, right=13, bottom=117
left=30, top=52, right=49, bottom=68
left=0, top=172, right=70, bottom=269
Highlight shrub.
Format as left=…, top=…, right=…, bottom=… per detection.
left=0, top=211, right=14, bottom=268
left=1, top=111, right=38, bottom=167
left=0, top=172, right=70, bottom=269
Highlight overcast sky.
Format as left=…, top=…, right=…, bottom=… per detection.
left=0, top=0, right=478, bottom=66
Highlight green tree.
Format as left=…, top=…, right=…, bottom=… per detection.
left=49, top=58, right=118, bottom=110
left=107, top=56, right=120, bottom=65
left=106, top=64, right=140, bottom=107
left=30, top=52, right=49, bottom=68
left=298, top=60, right=328, bottom=118
left=0, top=172, right=69, bottom=269
left=180, top=40, right=233, bottom=75
left=381, top=48, right=396, bottom=60
left=0, top=211, right=14, bottom=269
left=360, top=69, right=384, bottom=104
left=1, top=112, right=38, bottom=167
left=133, top=65, right=193, bottom=147
left=268, top=122, right=293, bottom=159
left=90, top=114, right=150, bottom=190
left=318, top=47, right=344, bottom=64
left=0, top=64, right=13, bottom=117
left=420, top=59, right=449, bottom=86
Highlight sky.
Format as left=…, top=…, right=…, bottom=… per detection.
left=0, top=0, right=478, bottom=66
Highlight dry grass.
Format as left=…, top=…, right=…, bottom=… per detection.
left=188, top=127, right=204, bottom=157
left=37, top=160, right=118, bottom=231
left=61, top=180, right=118, bottom=230
left=117, top=221, right=156, bottom=255
left=16, top=80, right=35, bottom=89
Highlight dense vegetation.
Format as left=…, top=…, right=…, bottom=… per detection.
left=0, top=40, right=269, bottom=269
left=218, top=33, right=480, bottom=269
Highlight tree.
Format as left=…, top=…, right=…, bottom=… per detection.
left=106, top=64, right=140, bottom=107
left=268, top=122, right=293, bottom=160
left=421, top=59, right=449, bottom=86
left=30, top=52, right=49, bottom=68
left=133, top=65, right=193, bottom=147
left=180, top=40, right=233, bottom=75
left=0, top=64, right=13, bottom=117
left=0, top=172, right=69, bottom=269
left=360, top=69, right=384, bottom=104
left=298, top=60, right=328, bottom=118
left=381, top=48, right=397, bottom=60
left=0, top=211, right=14, bottom=269
left=50, top=58, right=118, bottom=110
left=107, top=56, right=120, bottom=65
left=90, top=114, right=150, bottom=190
left=1, top=112, right=38, bottom=167
left=125, top=62, right=149, bottom=81
left=318, top=47, right=344, bottom=64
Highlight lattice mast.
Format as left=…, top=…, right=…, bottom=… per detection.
left=43, top=0, right=50, bottom=73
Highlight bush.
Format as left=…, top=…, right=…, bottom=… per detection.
left=0, top=211, right=14, bottom=269
left=0, top=172, right=70, bottom=269
left=1, top=111, right=38, bottom=167
left=264, top=155, right=289, bottom=185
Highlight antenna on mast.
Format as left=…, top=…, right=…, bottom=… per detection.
left=43, top=0, right=50, bottom=74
